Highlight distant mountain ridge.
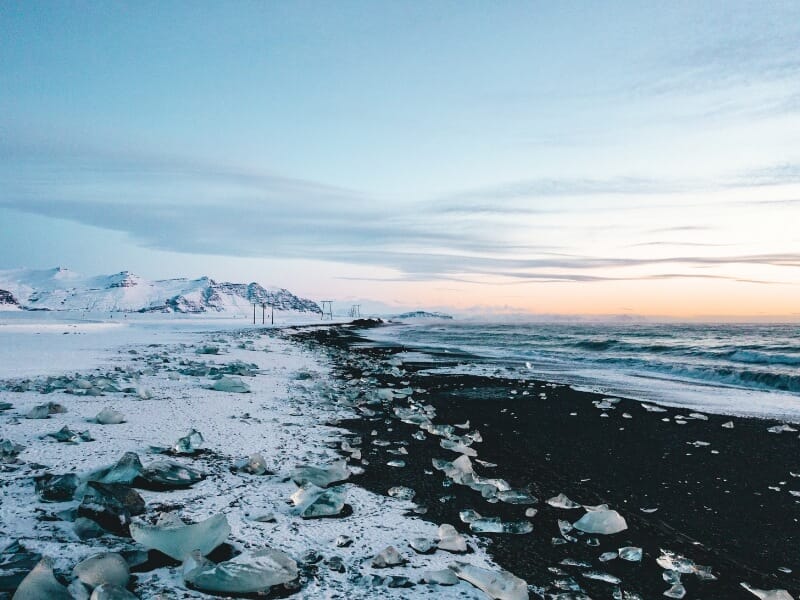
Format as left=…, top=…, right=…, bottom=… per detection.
left=0, top=267, right=322, bottom=314
left=394, top=310, right=453, bottom=320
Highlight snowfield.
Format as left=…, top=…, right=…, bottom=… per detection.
left=0, top=312, right=503, bottom=599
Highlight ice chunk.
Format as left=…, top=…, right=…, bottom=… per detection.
left=722, top=421, right=734, bottom=429
left=236, top=453, right=268, bottom=475
left=139, top=460, right=205, bottom=489
left=35, top=473, right=79, bottom=502
left=583, top=570, right=621, bottom=584
left=768, top=424, right=797, bottom=434
left=496, top=489, right=537, bottom=504
left=599, top=551, right=618, bottom=562
left=547, top=493, right=581, bottom=509
left=94, top=452, right=143, bottom=485
left=130, top=513, right=230, bottom=561
left=77, top=482, right=146, bottom=535
left=740, top=583, right=795, bottom=600
left=421, top=569, right=459, bottom=585
left=74, top=552, right=130, bottom=589
left=372, top=546, right=406, bottom=568
left=387, top=459, right=406, bottom=467
left=25, top=404, right=53, bottom=419
left=0, top=438, right=24, bottom=463
left=290, top=484, right=347, bottom=518
left=663, top=583, right=687, bottom=598
left=470, top=518, right=533, bottom=535
left=89, top=583, right=137, bottom=599
left=74, top=517, right=105, bottom=540
left=183, top=548, right=298, bottom=594
left=437, top=524, right=468, bottom=553
left=409, top=538, right=436, bottom=554
left=641, top=403, right=667, bottom=412
left=573, top=509, right=627, bottom=534
left=95, top=407, right=125, bottom=425
left=12, top=557, right=72, bottom=599
left=291, top=460, right=350, bottom=487
left=212, top=376, right=250, bottom=393
left=387, top=486, right=415, bottom=501
left=525, top=508, right=538, bottom=518
left=46, top=425, right=93, bottom=444
left=450, top=562, right=529, bottom=600
left=172, top=429, right=203, bottom=454
left=618, top=546, right=642, bottom=561
left=440, top=439, right=477, bottom=456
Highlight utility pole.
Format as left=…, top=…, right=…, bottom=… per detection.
left=320, top=301, right=333, bottom=320
left=252, top=303, right=256, bottom=324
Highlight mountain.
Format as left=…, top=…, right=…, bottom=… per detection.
left=0, top=267, right=322, bottom=315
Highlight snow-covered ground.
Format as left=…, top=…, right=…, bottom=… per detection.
left=0, top=312, right=503, bottom=598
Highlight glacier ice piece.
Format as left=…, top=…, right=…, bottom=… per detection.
left=387, top=486, right=415, bottom=501
left=183, top=548, right=298, bottom=595
left=387, top=459, right=406, bottom=467
left=0, top=438, right=24, bottom=463
left=409, top=538, right=436, bottom=554
left=421, top=569, right=459, bottom=585
left=547, top=493, right=581, bottom=509
left=437, top=524, right=468, bottom=553
left=525, top=508, right=537, bottom=517
left=722, top=421, right=734, bottom=429
left=599, top=551, right=618, bottom=562
left=89, top=583, right=138, bottom=599
left=212, top=376, right=250, bottom=393
left=74, top=552, right=130, bottom=589
left=172, top=429, right=203, bottom=454
left=74, top=517, right=106, bottom=540
left=582, top=570, right=621, bottom=584
left=291, top=460, right=349, bottom=488
left=130, top=513, right=230, bottom=561
left=35, top=473, right=80, bottom=502
left=449, top=561, right=529, bottom=600
left=618, top=546, right=642, bottom=561
left=440, top=439, right=477, bottom=456
left=46, top=425, right=93, bottom=444
left=94, top=452, right=143, bottom=485
left=573, top=509, right=627, bottom=534
left=25, top=404, right=52, bottom=419
left=740, top=583, right=795, bottom=600
left=95, top=407, right=125, bottom=425
left=290, top=484, right=347, bottom=518
left=372, top=546, right=406, bottom=568
left=767, top=424, right=797, bottom=434
left=470, top=518, right=533, bottom=535
left=663, top=583, right=686, bottom=598
left=139, top=460, right=204, bottom=489
left=497, top=489, right=537, bottom=505
left=236, top=453, right=268, bottom=475
left=12, top=557, right=72, bottom=600
left=77, top=482, right=145, bottom=535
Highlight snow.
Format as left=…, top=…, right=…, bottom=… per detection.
left=0, top=312, right=499, bottom=598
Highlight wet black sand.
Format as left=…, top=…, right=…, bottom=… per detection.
left=293, top=323, right=799, bottom=599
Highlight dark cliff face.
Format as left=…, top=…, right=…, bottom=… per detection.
left=0, top=289, right=18, bottom=306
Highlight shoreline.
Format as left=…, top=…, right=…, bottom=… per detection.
left=293, top=321, right=800, bottom=599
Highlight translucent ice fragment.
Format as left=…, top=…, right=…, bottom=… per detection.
left=440, top=439, right=477, bottom=456
left=496, top=489, right=537, bottom=505
left=663, top=583, right=686, bottom=598
left=183, top=548, right=298, bottom=594
left=767, top=424, right=797, bottom=434
left=437, top=524, right=468, bottom=553
left=618, top=546, right=642, bottom=561
left=372, top=546, right=406, bottom=568
left=89, top=583, right=137, bottom=599
left=449, top=561, right=529, bottom=600
left=212, top=376, right=250, bottom=393
left=387, top=459, right=406, bottom=467
left=139, top=460, right=204, bottom=489
left=291, top=460, right=350, bottom=488
left=547, top=493, right=581, bottom=509
left=470, top=518, right=533, bottom=535
left=409, top=538, right=436, bottom=554
left=95, top=407, right=125, bottom=425
left=290, top=484, right=347, bottom=518
left=740, top=583, right=795, bottom=600
left=387, top=486, right=415, bottom=501
left=573, top=509, right=627, bottom=534
left=73, top=552, right=130, bottom=589
left=722, top=421, right=734, bottom=429
left=95, top=452, right=143, bottom=485
left=172, top=429, right=203, bottom=454
left=421, top=569, right=459, bottom=585
left=599, top=551, right=618, bottom=562
left=583, top=570, right=621, bottom=584
left=35, top=473, right=80, bottom=502
left=12, top=557, right=71, bottom=600
left=130, top=513, right=230, bottom=561
left=641, top=403, right=667, bottom=413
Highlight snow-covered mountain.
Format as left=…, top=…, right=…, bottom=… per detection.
left=0, top=267, right=322, bottom=315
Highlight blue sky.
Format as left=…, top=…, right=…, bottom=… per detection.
left=1, top=1, right=799, bottom=315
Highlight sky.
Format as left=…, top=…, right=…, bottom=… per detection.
left=1, top=1, right=799, bottom=317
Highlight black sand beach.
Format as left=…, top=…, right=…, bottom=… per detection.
left=294, top=322, right=800, bottom=599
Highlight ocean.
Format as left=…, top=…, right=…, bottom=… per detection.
left=363, top=320, right=800, bottom=420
